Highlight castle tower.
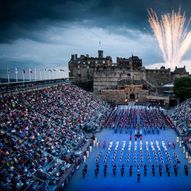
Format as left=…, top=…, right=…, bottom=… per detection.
left=98, top=50, right=103, bottom=59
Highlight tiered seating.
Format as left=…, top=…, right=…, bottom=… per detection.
left=171, top=99, right=191, bottom=152
left=0, top=83, right=111, bottom=190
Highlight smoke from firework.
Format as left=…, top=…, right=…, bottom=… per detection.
left=148, top=9, right=191, bottom=69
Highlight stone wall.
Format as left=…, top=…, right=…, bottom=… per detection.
left=68, top=50, right=112, bottom=83
left=94, top=66, right=146, bottom=92
left=146, top=68, right=172, bottom=86
left=68, top=51, right=190, bottom=101
left=98, top=85, right=149, bottom=104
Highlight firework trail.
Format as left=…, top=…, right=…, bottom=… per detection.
left=148, top=9, right=191, bottom=69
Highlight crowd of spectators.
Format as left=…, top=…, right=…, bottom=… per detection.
left=0, top=83, right=111, bottom=190
left=171, top=99, right=191, bottom=152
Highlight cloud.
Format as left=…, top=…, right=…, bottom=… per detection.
left=0, top=0, right=191, bottom=80
left=1, top=0, right=191, bottom=43
left=0, top=24, right=161, bottom=70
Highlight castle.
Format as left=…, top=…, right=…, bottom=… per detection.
left=69, top=50, right=189, bottom=106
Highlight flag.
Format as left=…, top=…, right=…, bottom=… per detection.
left=15, top=67, right=18, bottom=74
left=23, top=69, right=25, bottom=73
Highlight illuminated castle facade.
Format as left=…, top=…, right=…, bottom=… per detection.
left=69, top=50, right=189, bottom=105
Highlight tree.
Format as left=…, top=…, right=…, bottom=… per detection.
left=174, top=77, right=191, bottom=102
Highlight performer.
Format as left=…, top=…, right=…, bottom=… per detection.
left=152, top=165, right=155, bottom=176
left=82, top=168, right=86, bottom=178
left=129, top=165, right=133, bottom=176
left=174, top=165, right=178, bottom=176
left=144, top=165, right=147, bottom=176
left=184, top=164, right=189, bottom=176
left=84, top=164, right=88, bottom=174
left=113, top=168, right=116, bottom=177
left=137, top=169, right=141, bottom=182
left=104, top=168, right=107, bottom=177
left=102, top=140, right=106, bottom=149
left=121, top=164, right=125, bottom=176
left=159, top=165, right=162, bottom=176
left=94, top=168, right=98, bottom=178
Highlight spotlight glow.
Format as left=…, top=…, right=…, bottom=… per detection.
left=148, top=9, right=191, bottom=69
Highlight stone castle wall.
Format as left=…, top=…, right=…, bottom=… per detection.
left=99, top=85, right=149, bottom=104
left=94, top=66, right=146, bottom=92
left=68, top=51, right=189, bottom=104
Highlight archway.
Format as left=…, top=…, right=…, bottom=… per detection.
left=129, top=93, right=135, bottom=100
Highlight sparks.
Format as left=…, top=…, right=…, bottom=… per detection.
left=148, top=9, right=191, bottom=69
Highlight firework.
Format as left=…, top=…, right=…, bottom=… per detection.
left=148, top=9, right=191, bottom=69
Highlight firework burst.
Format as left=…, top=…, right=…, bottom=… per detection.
left=148, top=9, right=191, bottom=69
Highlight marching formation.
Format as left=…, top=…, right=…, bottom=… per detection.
left=82, top=139, right=189, bottom=181
left=80, top=106, right=190, bottom=184
left=106, top=106, right=172, bottom=135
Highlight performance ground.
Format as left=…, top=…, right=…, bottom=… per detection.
left=64, top=106, right=191, bottom=191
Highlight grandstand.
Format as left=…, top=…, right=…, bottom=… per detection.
left=0, top=80, right=191, bottom=191
left=171, top=99, right=191, bottom=152
left=0, top=81, right=111, bottom=190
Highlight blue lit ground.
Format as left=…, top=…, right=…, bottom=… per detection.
left=64, top=108, right=191, bottom=191
left=64, top=128, right=191, bottom=191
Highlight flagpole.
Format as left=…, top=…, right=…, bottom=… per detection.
left=35, top=68, right=37, bottom=81
left=15, top=67, right=18, bottom=82
left=22, top=70, right=25, bottom=83
left=44, top=69, right=47, bottom=80
left=63, top=69, right=65, bottom=78
left=29, top=68, right=32, bottom=81
left=40, top=70, right=42, bottom=81
left=7, top=67, right=10, bottom=83
left=45, top=70, right=47, bottom=80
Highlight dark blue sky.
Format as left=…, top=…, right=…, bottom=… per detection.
left=0, top=0, right=191, bottom=78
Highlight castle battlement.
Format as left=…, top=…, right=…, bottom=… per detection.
left=68, top=50, right=189, bottom=104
